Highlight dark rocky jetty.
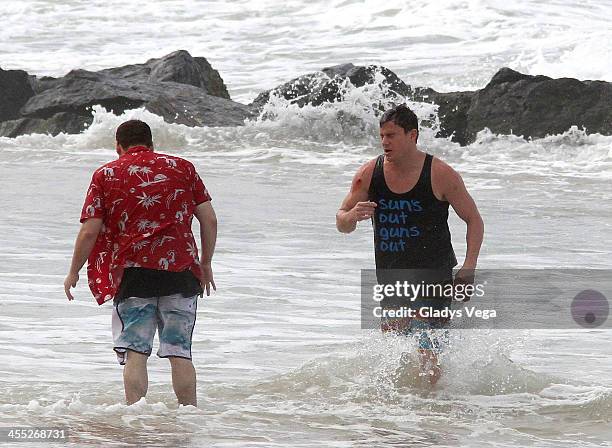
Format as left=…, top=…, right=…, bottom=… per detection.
left=2, top=51, right=610, bottom=145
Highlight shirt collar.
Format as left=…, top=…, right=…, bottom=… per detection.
left=125, top=145, right=153, bottom=155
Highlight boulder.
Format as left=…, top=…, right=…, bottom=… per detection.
left=0, top=68, right=35, bottom=122
left=253, top=64, right=612, bottom=145
left=0, top=50, right=252, bottom=137
left=0, top=113, right=91, bottom=138
left=98, top=50, right=230, bottom=99
left=19, top=69, right=251, bottom=127
left=421, top=90, right=475, bottom=145
left=464, top=67, right=612, bottom=143
left=251, top=63, right=412, bottom=109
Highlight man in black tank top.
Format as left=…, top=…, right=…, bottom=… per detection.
left=336, top=104, right=484, bottom=385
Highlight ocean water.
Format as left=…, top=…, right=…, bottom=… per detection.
left=1, top=1, right=611, bottom=447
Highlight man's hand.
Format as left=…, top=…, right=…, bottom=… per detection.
left=350, top=201, right=377, bottom=222
left=64, top=271, right=79, bottom=301
left=453, top=266, right=475, bottom=302
left=200, top=262, right=216, bottom=296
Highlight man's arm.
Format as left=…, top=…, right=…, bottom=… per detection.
left=435, top=161, right=484, bottom=270
left=64, top=218, right=103, bottom=300
left=336, top=160, right=377, bottom=233
left=193, top=201, right=217, bottom=296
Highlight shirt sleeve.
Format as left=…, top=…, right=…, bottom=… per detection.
left=191, top=166, right=212, bottom=205
left=80, top=171, right=106, bottom=223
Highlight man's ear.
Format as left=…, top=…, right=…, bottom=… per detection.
left=409, top=129, right=418, bottom=143
left=115, top=142, right=124, bottom=156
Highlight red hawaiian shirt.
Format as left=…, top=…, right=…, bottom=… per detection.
left=80, top=146, right=211, bottom=305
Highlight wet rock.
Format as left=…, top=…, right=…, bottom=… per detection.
left=0, top=68, right=35, bottom=122
left=0, top=113, right=91, bottom=138
left=464, top=67, right=612, bottom=143
left=253, top=65, right=612, bottom=145
left=98, top=50, right=230, bottom=99
left=251, top=63, right=412, bottom=110
left=0, top=50, right=252, bottom=138
left=3, top=54, right=610, bottom=144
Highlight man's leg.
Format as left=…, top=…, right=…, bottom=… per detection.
left=112, top=297, right=158, bottom=405
left=418, top=349, right=441, bottom=386
left=157, top=293, right=198, bottom=406
left=169, top=357, right=197, bottom=406
left=381, top=316, right=440, bottom=385
left=410, top=318, right=447, bottom=386
left=123, top=349, right=149, bottom=405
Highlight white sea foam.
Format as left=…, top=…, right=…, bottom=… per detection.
left=1, top=0, right=611, bottom=101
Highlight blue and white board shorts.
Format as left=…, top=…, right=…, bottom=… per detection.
left=111, top=293, right=198, bottom=365
left=382, top=317, right=449, bottom=353
left=403, top=318, right=449, bottom=353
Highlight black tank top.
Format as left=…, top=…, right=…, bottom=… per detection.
left=368, top=153, right=457, bottom=271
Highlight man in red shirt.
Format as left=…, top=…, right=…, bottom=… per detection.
left=64, top=120, right=217, bottom=407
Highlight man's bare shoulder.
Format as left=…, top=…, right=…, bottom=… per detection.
left=432, top=156, right=462, bottom=181
left=431, top=155, right=465, bottom=200
left=361, top=157, right=378, bottom=173
left=352, top=157, right=378, bottom=189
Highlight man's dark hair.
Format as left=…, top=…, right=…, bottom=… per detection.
left=379, top=104, right=419, bottom=142
left=115, top=120, right=153, bottom=149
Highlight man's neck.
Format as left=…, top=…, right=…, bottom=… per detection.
left=386, top=147, right=424, bottom=170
